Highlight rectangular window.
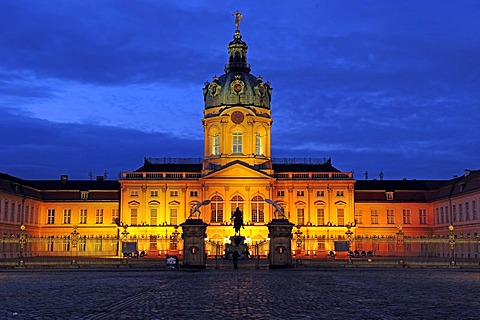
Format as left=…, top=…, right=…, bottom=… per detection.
left=297, top=208, right=305, bottom=225
left=473, top=201, right=477, bottom=220
left=190, top=191, right=198, bottom=197
left=403, top=209, right=411, bottom=224
left=440, top=207, right=444, bottom=224
left=149, top=236, right=158, bottom=251
left=459, top=203, right=463, bottom=222
left=445, top=206, right=449, bottom=223
left=170, top=208, right=178, bottom=226
left=419, top=209, right=427, bottom=224
left=255, top=132, right=262, bottom=155
left=370, top=209, right=379, bottom=224
left=336, top=191, right=344, bottom=197
left=354, top=209, right=363, bottom=224
left=465, top=202, right=470, bottom=221
left=317, top=208, right=325, bottom=225
left=150, top=208, right=158, bottom=225
left=212, top=133, right=220, bottom=155
left=150, top=190, right=159, bottom=197
left=251, top=201, right=264, bottom=223
left=30, top=205, right=34, bottom=224
left=452, top=205, right=457, bottom=222
left=79, top=238, right=87, bottom=252
left=25, top=205, right=29, bottom=224
left=387, top=209, right=395, bottom=224
left=47, top=209, right=55, bottom=224
left=62, top=238, right=70, bottom=252
left=277, top=190, right=285, bottom=197
left=112, top=209, right=119, bottom=224
left=80, top=209, right=87, bottom=224
left=94, top=238, right=102, bottom=252
left=81, top=191, right=89, bottom=200
left=130, top=190, right=139, bottom=197
left=11, top=202, right=15, bottom=221
left=47, top=236, right=54, bottom=252
left=95, top=209, right=104, bottom=224
left=337, top=208, right=344, bottom=226
left=170, top=190, right=179, bottom=197
left=232, top=132, right=243, bottom=153
left=17, top=204, right=21, bottom=222
left=131, top=208, right=138, bottom=225
left=436, top=208, right=440, bottom=224
left=317, top=240, right=325, bottom=251
left=4, top=200, right=8, bottom=221
left=386, top=192, right=394, bottom=200
left=316, top=191, right=324, bottom=197
left=63, top=209, right=72, bottom=224
left=296, top=191, right=305, bottom=197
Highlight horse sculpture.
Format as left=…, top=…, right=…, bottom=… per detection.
left=231, top=207, right=244, bottom=235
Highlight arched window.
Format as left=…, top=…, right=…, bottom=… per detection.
left=230, top=195, right=244, bottom=216
left=255, top=132, right=262, bottom=155
left=210, top=195, right=224, bottom=223
left=212, top=132, right=220, bottom=155
left=232, top=132, right=243, bottom=154
left=251, top=195, right=264, bottom=223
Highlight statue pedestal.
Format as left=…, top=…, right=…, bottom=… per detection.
left=180, top=219, right=208, bottom=269
left=267, top=219, right=294, bottom=269
left=225, top=235, right=249, bottom=259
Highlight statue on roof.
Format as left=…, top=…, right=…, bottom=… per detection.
left=231, top=10, right=243, bottom=30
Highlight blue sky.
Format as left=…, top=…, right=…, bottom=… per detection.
left=1, top=1, right=479, bottom=180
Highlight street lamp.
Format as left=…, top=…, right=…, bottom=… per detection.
left=18, top=224, right=27, bottom=266
left=121, top=224, right=130, bottom=242
left=170, top=226, right=180, bottom=251
left=448, top=225, right=455, bottom=265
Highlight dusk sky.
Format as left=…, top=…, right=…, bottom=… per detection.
left=1, top=1, right=479, bottom=181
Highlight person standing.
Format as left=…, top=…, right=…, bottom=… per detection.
left=232, top=250, right=240, bottom=269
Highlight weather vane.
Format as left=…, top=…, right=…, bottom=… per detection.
left=231, top=10, right=243, bottom=30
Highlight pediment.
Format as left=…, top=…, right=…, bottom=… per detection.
left=202, top=162, right=273, bottom=181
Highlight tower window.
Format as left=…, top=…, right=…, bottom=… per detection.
left=255, top=132, right=262, bottom=155
left=232, top=132, right=243, bottom=154
left=212, top=132, right=220, bottom=155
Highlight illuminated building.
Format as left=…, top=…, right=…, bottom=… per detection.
left=1, top=24, right=479, bottom=260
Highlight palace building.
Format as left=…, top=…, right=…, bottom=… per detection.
left=1, top=22, right=480, bottom=261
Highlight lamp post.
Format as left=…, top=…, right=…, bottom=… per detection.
left=396, top=225, right=405, bottom=266
left=170, top=226, right=180, bottom=251
left=448, top=225, right=455, bottom=265
left=70, top=225, right=79, bottom=259
left=345, top=224, right=354, bottom=262
left=18, top=224, right=27, bottom=266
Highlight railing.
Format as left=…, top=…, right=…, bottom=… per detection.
left=274, top=172, right=353, bottom=180
left=123, top=172, right=202, bottom=180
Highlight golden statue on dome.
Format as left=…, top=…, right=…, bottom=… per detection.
left=231, top=10, right=243, bottom=30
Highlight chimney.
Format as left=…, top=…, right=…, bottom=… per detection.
left=464, top=169, right=471, bottom=177
left=96, top=176, right=104, bottom=181
left=60, top=175, right=68, bottom=184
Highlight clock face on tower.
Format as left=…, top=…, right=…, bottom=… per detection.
left=231, top=111, right=244, bottom=124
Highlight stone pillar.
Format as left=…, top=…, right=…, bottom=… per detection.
left=181, top=219, right=208, bottom=269
left=267, top=219, right=294, bottom=269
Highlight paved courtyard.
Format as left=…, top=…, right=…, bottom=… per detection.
left=0, top=266, right=479, bottom=319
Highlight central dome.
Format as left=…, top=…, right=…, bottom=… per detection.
left=203, top=30, right=272, bottom=110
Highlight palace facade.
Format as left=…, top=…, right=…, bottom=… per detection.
left=1, top=25, right=479, bottom=260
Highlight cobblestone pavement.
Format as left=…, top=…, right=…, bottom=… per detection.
left=1, top=264, right=479, bottom=319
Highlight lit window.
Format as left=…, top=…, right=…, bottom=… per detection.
left=277, top=191, right=285, bottom=197
left=170, top=208, right=178, bottom=226
left=95, top=209, right=104, bottom=224
left=150, top=190, right=159, bottom=197
left=297, top=191, right=305, bottom=197
left=232, top=132, right=243, bottom=154
left=212, top=132, right=220, bottom=155
left=370, top=209, right=379, bottom=224
left=387, top=209, right=395, bottom=224
left=337, top=208, right=344, bottom=226
left=255, top=132, right=262, bottom=155
left=131, top=208, right=138, bottom=225
left=336, top=191, right=344, bottom=197
left=386, top=192, right=394, bottom=200
left=112, top=209, right=119, bottom=224
left=47, top=209, right=55, bottom=224
left=63, top=209, right=71, bottom=224
left=80, top=209, right=87, bottom=224
left=81, top=191, right=89, bottom=200
left=251, top=195, right=264, bottom=223
left=316, top=191, right=324, bottom=197
left=403, top=209, right=411, bottom=224
left=170, top=191, right=179, bottom=197
left=210, top=195, right=224, bottom=223
left=419, top=209, right=427, bottom=224
left=231, top=195, right=244, bottom=216
left=297, top=208, right=304, bottom=225
left=355, top=209, right=363, bottom=224
left=190, top=191, right=198, bottom=197
left=130, top=191, right=139, bottom=197
left=150, top=208, right=158, bottom=225
left=317, top=208, right=325, bottom=225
